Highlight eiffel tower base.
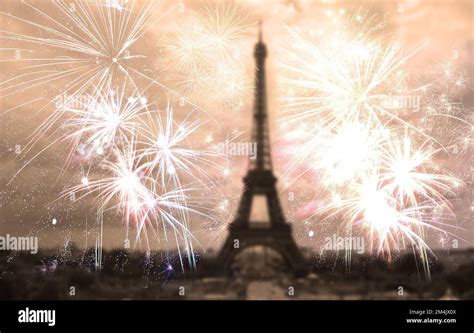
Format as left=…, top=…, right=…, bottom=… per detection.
left=218, top=225, right=308, bottom=278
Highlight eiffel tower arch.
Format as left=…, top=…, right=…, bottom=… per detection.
left=218, top=23, right=307, bottom=277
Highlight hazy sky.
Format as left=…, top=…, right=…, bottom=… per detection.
left=0, top=0, right=472, bottom=253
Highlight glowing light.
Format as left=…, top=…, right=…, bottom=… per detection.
left=81, top=177, right=89, bottom=186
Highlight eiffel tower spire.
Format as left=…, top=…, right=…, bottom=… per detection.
left=218, top=22, right=307, bottom=277
left=250, top=21, right=272, bottom=171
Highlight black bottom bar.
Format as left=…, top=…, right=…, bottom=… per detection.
left=0, top=300, right=472, bottom=331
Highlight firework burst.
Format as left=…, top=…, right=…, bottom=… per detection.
left=277, top=10, right=468, bottom=275
left=138, top=100, right=221, bottom=191
left=280, top=30, right=421, bottom=133
left=0, top=0, right=158, bottom=101
left=164, top=1, right=255, bottom=110
left=60, top=80, right=150, bottom=158
left=64, top=133, right=209, bottom=269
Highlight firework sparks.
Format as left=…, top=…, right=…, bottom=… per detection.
left=60, top=80, right=149, bottom=158
left=138, top=100, right=221, bottom=191
left=378, top=134, right=461, bottom=207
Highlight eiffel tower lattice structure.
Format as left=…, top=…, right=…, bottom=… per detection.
left=218, top=24, right=307, bottom=277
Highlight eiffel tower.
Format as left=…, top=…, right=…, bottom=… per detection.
left=218, top=24, right=307, bottom=277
